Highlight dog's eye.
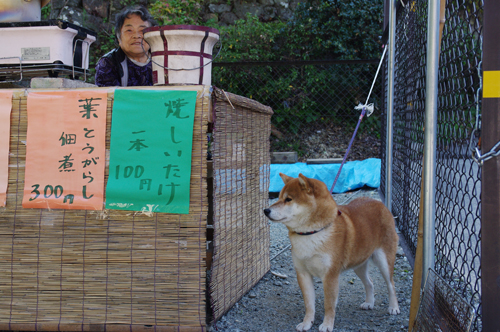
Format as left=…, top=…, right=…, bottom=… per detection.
left=285, top=197, right=292, bottom=203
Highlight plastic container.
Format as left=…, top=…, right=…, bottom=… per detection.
left=0, top=20, right=96, bottom=70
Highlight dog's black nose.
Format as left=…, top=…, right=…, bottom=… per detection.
left=263, top=208, right=271, bottom=216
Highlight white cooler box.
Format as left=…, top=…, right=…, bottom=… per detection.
left=0, top=20, right=96, bottom=80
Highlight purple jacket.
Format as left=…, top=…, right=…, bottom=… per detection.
left=95, top=48, right=154, bottom=87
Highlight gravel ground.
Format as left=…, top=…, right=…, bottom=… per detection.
left=209, top=189, right=413, bottom=332
left=271, top=124, right=381, bottom=163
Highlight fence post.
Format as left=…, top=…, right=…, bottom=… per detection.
left=385, top=0, right=396, bottom=211
left=481, top=0, right=500, bottom=329
left=421, top=0, right=440, bottom=283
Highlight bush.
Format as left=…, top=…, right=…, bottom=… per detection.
left=211, top=0, right=384, bottom=134
left=279, top=0, right=384, bottom=60
left=216, top=14, right=286, bottom=62
left=149, top=0, right=207, bottom=26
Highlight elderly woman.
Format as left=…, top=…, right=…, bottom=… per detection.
left=95, top=6, right=157, bottom=87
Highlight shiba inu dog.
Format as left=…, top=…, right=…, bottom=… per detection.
left=264, top=173, right=400, bottom=332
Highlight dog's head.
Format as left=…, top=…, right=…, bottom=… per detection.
left=263, top=173, right=337, bottom=230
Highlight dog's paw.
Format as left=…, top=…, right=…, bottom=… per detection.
left=360, top=302, right=374, bottom=310
left=319, top=323, right=334, bottom=332
left=296, top=321, right=313, bottom=331
left=388, top=306, right=400, bottom=315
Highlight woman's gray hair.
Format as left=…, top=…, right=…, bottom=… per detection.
left=115, top=6, right=157, bottom=41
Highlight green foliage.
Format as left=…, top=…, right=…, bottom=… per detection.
left=41, top=4, right=51, bottom=20
left=279, top=0, right=384, bottom=60
left=119, top=0, right=137, bottom=7
left=217, top=14, right=286, bottom=62
left=214, top=62, right=381, bottom=135
left=212, top=2, right=384, bottom=136
left=149, top=0, right=206, bottom=26
left=147, top=0, right=384, bottom=62
left=88, top=29, right=117, bottom=83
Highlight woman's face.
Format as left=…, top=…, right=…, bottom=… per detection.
left=118, top=14, right=151, bottom=62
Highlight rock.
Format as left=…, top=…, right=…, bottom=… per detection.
left=219, top=12, right=239, bottom=25
left=208, top=4, right=232, bottom=14
left=203, top=13, right=219, bottom=23
left=82, top=0, right=108, bottom=18
left=111, top=0, right=148, bottom=11
left=289, top=0, right=302, bottom=10
left=82, top=13, right=111, bottom=35
left=259, top=0, right=276, bottom=5
left=277, top=6, right=294, bottom=20
left=58, top=7, right=84, bottom=26
left=233, top=2, right=263, bottom=19
left=261, top=6, right=277, bottom=21
left=271, top=270, right=288, bottom=279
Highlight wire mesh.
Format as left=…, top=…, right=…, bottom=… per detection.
left=412, top=269, right=476, bottom=332
left=212, top=60, right=383, bottom=161
left=381, top=0, right=483, bottom=331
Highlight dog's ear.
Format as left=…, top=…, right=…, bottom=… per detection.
left=279, top=173, right=293, bottom=184
left=298, top=174, right=312, bottom=193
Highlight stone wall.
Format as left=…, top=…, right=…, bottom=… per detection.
left=49, top=0, right=300, bottom=38
left=47, top=0, right=300, bottom=63
left=205, top=0, right=300, bottom=25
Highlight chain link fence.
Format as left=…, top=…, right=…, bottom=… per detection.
left=212, top=1, right=485, bottom=329
left=212, top=60, right=384, bottom=161
left=380, top=0, right=483, bottom=330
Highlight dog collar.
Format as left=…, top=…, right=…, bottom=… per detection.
left=295, top=210, right=341, bottom=236
left=296, top=226, right=328, bottom=236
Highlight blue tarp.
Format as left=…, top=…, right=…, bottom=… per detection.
left=269, top=158, right=381, bottom=193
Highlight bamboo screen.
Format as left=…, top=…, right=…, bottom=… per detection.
left=209, top=88, right=272, bottom=321
left=0, top=86, right=209, bottom=331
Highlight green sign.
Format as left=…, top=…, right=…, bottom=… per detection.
left=105, top=89, right=197, bottom=214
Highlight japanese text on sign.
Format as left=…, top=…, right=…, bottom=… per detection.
left=105, top=90, right=197, bottom=214
left=22, top=91, right=107, bottom=210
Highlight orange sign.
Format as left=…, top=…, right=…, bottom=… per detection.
left=22, top=91, right=107, bottom=210
left=0, top=90, right=13, bottom=207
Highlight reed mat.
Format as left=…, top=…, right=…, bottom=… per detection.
left=209, top=88, right=273, bottom=321
left=0, top=86, right=209, bottom=331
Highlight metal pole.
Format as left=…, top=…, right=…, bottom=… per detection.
left=385, top=0, right=396, bottom=211
left=481, top=0, right=500, bottom=329
left=422, top=0, right=440, bottom=284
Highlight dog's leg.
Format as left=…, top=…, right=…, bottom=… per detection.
left=296, top=271, right=315, bottom=331
left=372, top=248, right=400, bottom=315
left=353, top=260, right=375, bottom=310
left=319, top=270, right=340, bottom=332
